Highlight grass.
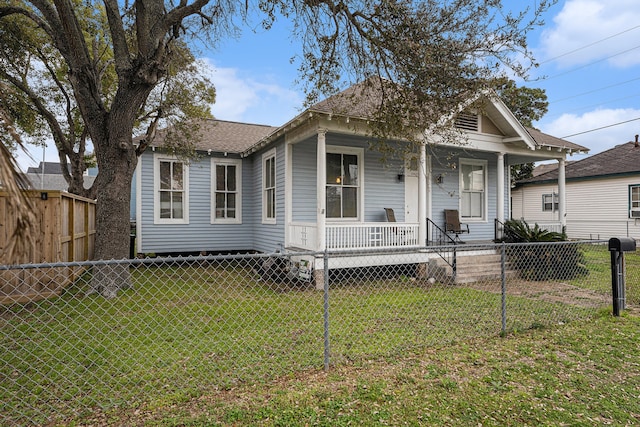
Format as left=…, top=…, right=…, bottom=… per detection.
left=111, top=312, right=640, bottom=426
left=0, top=253, right=627, bottom=425
left=572, top=245, right=640, bottom=303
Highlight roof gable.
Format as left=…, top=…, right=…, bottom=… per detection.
left=305, top=81, right=588, bottom=154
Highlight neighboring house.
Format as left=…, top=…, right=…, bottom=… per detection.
left=512, top=136, right=640, bottom=240
left=23, top=161, right=97, bottom=191
left=134, top=81, right=587, bottom=281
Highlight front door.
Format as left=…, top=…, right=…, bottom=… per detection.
left=405, top=157, right=419, bottom=223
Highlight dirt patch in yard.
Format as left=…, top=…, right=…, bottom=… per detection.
left=462, top=279, right=611, bottom=309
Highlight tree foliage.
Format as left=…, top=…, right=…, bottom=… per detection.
left=495, top=78, right=549, bottom=184
left=0, top=0, right=555, bottom=296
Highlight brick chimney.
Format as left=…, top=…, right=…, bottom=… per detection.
left=636, top=134, right=639, bottom=147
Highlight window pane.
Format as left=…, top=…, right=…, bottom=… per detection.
left=215, top=193, right=225, bottom=218
left=342, top=187, right=358, bottom=218
left=461, top=164, right=472, bottom=191
left=172, top=192, right=183, bottom=219
left=461, top=192, right=471, bottom=217
left=227, top=165, right=236, bottom=191
left=343, top=154, right=358, bottom=185
left=326, top=153, right=341, bottom=184
left=266, top=157, right=275, bottom=188
left=632, top=187, right=640, bottom=207
left=172, top=162, right=183, bottom=190
left=160, top=191, right=171, bottom=218
left=471, top=166, right=484, bottom=191
left=267, top=188, right=275, bottom=218
left=326, top=186, right=341, bottom=218
left=216, top=165, right=226, bottom=191
left=160, top=162, right=171, bottom=190
left=470, top=192, right=482, bottom=217
left=228, top=193, right=236, bottom=210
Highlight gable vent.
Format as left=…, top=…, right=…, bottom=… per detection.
left=454, top=112, right=479, bottom=131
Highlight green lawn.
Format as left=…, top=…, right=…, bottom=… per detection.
left=0, top=255, right=624, bottom=425
left=141, top=312, right=640, bottom=427
left=572, top=245, right=640, bottom=304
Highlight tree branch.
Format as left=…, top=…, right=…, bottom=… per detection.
left=1, top=71, right=70, bottom=158
left=103, top=0, right=131, bottom=74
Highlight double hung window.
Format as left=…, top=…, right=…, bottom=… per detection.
left=326, top=147, right=362, bottom=219
left=154, top=156, right=188, bottom=224
left=212, top=159, right=242, bottom=223
left=630, top=185, right=640, bottom=218
left=460, top=159, right=487, bottom=220
left=542, top=193, right=559, bottom=212
left=263, top=150, right=276, bottom=223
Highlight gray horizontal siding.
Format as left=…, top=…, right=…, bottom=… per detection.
left=251, top=139, right=287, bottom=253
left=292, top=138, right=318, bottom=223
left=429, top=146, right=503, bottom=241
left=138, top=150, right=255, bottom=254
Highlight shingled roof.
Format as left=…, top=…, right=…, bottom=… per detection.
left=148, top=119, right=278, bottom=154
left=516, top=139, right=640, bottom=185
left=524, top=127, right=588, bottom=152
left=308, top=79, right=588, bottom=153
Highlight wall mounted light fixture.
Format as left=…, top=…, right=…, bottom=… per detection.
left=435, top=174, right=444, bottom=184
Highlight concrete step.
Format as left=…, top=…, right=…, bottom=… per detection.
left=429, top=252, right=517, bottom=284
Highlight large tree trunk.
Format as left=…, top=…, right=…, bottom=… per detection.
left=88, top=118, right=138, bottom=298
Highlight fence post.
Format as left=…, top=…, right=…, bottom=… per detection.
left=501, top=242, right=507, bottom=334
left=608, top=237, right=636, bottom=316
left=323, top=249, right=330, bottom=371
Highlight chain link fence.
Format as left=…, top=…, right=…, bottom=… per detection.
left=1, top=240, right=631, bottom=425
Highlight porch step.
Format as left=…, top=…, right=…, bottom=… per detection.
left=429, top=252, right=516, bottom=284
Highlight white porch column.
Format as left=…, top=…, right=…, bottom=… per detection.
left=558, top=158, right=566, bottom=229
left=496, top=153, right=505, bottom=224
left=316, top=130, right=327, bottom=251
left=418, top=143, right=427, bottom=246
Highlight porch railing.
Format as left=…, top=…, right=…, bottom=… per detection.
left=427, top=218, right=457, bottom=281
left=326, top=223, right=419, bottom=250
left=289, top=222, right=317, bottom=250
left=288, top=222, right=420, bottom=251
left=495, top=219, right=564, bottom=241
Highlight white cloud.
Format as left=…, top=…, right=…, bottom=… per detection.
left=540, top=107, right=640, bottom=158
left=199, top=58, right=302, bottom=126
left=538, top=0, right=640, bottom=68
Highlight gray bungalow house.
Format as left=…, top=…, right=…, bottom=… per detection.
left=134, top=82, right=587, bottom=280
left=512, top=137, right=640, bottom=240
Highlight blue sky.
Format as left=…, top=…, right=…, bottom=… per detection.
left=18, top=0, right=640, bottom=169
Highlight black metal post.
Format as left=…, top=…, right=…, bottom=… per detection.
left=610, top=249, right=622, bottom=317
left=608, top=237, right=635, bottom=316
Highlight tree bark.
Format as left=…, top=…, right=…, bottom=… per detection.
left=87, top=106, right=140, bottom=297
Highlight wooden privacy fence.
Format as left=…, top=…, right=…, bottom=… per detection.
left=0, top=191, right=96, bottom=304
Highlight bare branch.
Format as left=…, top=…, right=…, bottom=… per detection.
left=103, top=0, right=131, bottom=73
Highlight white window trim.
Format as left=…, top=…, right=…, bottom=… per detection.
left=326, top=145, right=364, bottom=222
left=262, top=148, right=277, bottom=225
left=459, top=158, right=488, bottom=222
left=630, top=184, right=640, bottom=218
left=153, top=153, right=189, bottom=225
left=211, top=157, right=242, bottom=224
